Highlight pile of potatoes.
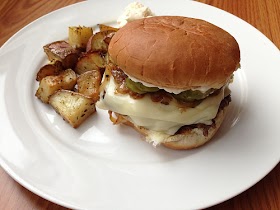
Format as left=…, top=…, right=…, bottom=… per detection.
left=35, top=25, right=118, bottom=128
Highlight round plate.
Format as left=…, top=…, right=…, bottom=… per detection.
left=0, top=0, right=279, bottom=209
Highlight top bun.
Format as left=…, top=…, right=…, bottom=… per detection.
left=108, top=16, right=240, bottom=89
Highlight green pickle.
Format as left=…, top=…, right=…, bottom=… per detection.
left=173, top=89, right=215, bottom=102
left=125, top=77, right=215, bottom=102
left=125, top=78, right=159, bottom=94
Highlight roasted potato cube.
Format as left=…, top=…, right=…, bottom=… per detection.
left=35, top=69, right=77, bottom=103
left=77, top=70, right=102, bottom=102
left=43, top=41, right=80, bottom=69
left=86, top=30, right=115, bottom=52
left=36, top=60, right=63, bottom=81
left=49, top=90, right=96, bottom=128
left=75, top=51, right=106, bottom=74
left=68, top=26, right=93, bottom=49
left=98, top=24, right=119, bottom=32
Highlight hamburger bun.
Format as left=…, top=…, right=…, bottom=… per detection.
left=108, top=16, right=240, bottom=89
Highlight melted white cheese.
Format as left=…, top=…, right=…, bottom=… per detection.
left=97, top=76, right=226, bottom=135
left=145, top=130, right=171, bottom=146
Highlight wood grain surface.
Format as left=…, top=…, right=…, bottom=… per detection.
left=197, top=0, right=280, bottom=49
left=0, top=0, right=279, bottom=209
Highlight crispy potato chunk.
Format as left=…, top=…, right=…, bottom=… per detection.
left=98, top=24, right=119, bottom=32
left=43, top=41, right=80, bottom=69
left=49, top=90, right=96, bottom=128
left=35, top=69, right=77, bottom=103
left=36, top=60, right=64, bottom=81
left=86, top=30, right=115, bottom=52
left=75, top=51, right=106, bottom=74
left=77, top=70, right=102, bottom=102
left=68, top=26, right=93, bottom=49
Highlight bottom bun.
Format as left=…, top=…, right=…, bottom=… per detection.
left=162, top=106, right=228, bottom=149
left=109, top=96, right=230, bottom=150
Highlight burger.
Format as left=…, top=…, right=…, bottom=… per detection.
left=97, top=16, right=240, bottom=149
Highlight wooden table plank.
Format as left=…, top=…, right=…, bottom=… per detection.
left=197, top=0, right=280, bottom=48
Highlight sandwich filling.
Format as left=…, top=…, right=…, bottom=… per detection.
left=97, top=64, right=231, bottom=144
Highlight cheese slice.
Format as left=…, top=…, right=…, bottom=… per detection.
left=97, top=76, right=226, bottom=135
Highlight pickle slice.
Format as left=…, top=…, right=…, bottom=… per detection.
left=125, top=77, right=216, bottom=101
left=173, top=89, right=215, bottom=102
left=125, top=78, right=159, bottom=94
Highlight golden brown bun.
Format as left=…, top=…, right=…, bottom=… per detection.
left=111, top=105, right=228, bottom=150
left=109, top=16, right=240, bottom=89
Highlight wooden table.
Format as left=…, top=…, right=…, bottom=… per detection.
left=0, top=0, right=279, bottom=209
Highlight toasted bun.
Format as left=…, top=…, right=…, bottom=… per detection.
left=109, top=16, right=240, bottom=89
left=110, top=104, right=228, bottom=150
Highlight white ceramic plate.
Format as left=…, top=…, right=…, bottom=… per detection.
left=0, top=0, right=279, bottom=209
